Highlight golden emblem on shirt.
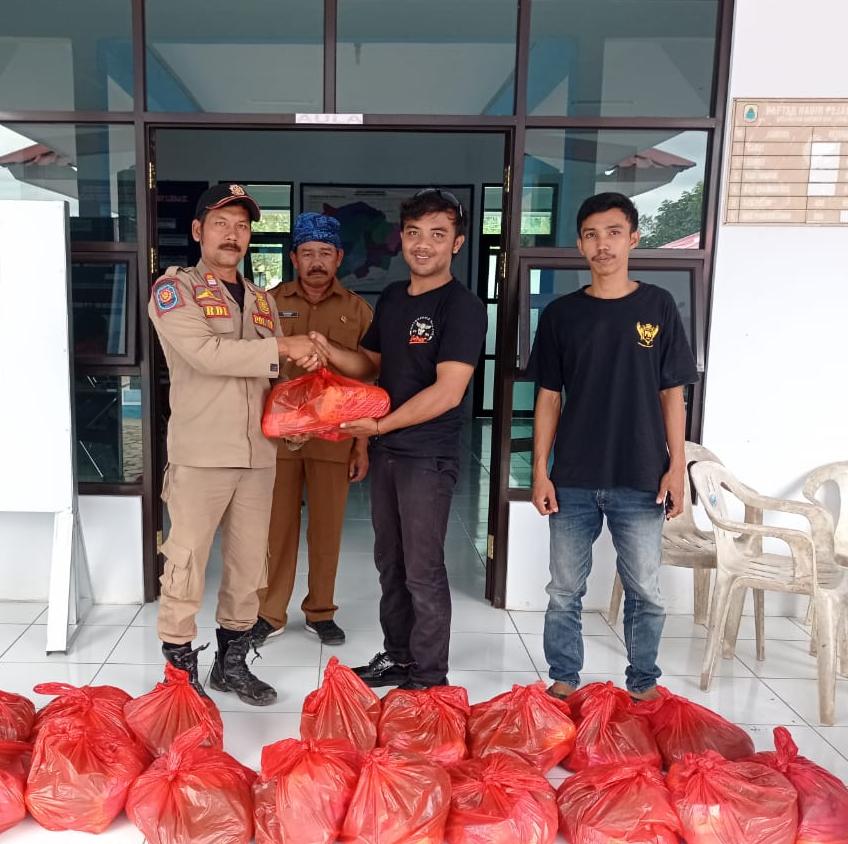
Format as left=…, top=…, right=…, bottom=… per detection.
left=636, top=322, right=660, bottom=348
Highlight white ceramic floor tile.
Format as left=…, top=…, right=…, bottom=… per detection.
left=447, top=671, right=542, bottom=705
left=0, top=624, right=28, bottom=657
left=522, top=633, right=630, bottom=678
left=766, top=678, right=848, bottom=727
left=0, top=601, right=47, bottom=624
left=93, top=661, right=172, bottom=698
left=813, top=727, right=848, bottom=781
left=1, top=817, right=145, bottom=842
left=1, top=624, right=125, bottom=664
left=743, top=724, right=848, bottom=781
left=333, top=600, right=381, bottom=632
left=449, top=632, right=535, bottom=672
left=252, top=627, right=321, bottom=667
left=658, top=638, right=754, bottom=679
left=734, top=638, right=820, bottom=680
left=221, top=711, right=302, bottom=771
left=659, top=675, right=807, bottom=726
left=107, top=625, right=217, bottom=665
left=450, top=601, right=515, bottom=634
left=317, top=629, right=387, bottom=672
left=0, top=662, right=101, bottom=705
left=80, top=603, right=142, bottom=626
left=203, top=664, right=320, bottom=714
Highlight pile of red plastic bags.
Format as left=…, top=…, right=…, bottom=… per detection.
left=2, top=656, right=848, bottom=843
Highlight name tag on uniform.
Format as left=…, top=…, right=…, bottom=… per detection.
left=202, top=303, right=231, bottom=319
left=279, top=310, right=299, bottom=318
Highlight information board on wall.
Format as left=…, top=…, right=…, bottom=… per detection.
left=726, top=99, right=848, bottom=225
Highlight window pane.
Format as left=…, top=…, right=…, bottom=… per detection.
left=72, top=261, right=130, bottom=358
left=528, top=0, right=718, bottom=117
left=509, top=411, right=534, bottom=489
left=523, top=129, right=707, bottom=248
left=146, top=0, right=323, bottom=112
left=0, top=124, right=136, bottom=242
left=0, top=0, right=133, bottom=111
left=75, top=375, right=142, bottom=484
left=337, top=0, right=518, bottom=115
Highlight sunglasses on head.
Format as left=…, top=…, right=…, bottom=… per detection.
left=412, top=187, right=465, bottom=222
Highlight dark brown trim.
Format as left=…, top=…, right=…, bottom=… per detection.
left=525, top=116, right=718, bottom=130
left=71, top=241, right=138, bottom=254
left=75, top=364, right=141, bottom=377
left=486, top=0, right=532, bottom=609
left=323, top=0, right=337, bottom=113
left=79, top=482, right=144, bottom=496
left=0, top=112, right=134, bottom=123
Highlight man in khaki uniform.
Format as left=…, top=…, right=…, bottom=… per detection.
left=149, top=183, right=322, bottom=706
left=252, top=213, right=372, bottom=648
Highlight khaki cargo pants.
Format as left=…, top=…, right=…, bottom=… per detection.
left=157, top=464, right=275, bottom=644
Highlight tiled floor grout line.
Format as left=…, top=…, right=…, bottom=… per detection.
left=0, top=607, right=52, bottom=660
left=90, top=618, right=136, bottom=683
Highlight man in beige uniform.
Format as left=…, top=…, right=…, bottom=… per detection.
left=149, top=183, right=322, bottom=706
left=252, top=213, right=372, bottom=648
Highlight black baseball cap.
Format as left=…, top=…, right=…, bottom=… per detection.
left=194, top=183, right=261, bottom=222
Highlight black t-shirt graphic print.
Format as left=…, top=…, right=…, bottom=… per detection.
left=361, top=279, right=487, bottom=459
left=532, top=282, right=699, bottom=492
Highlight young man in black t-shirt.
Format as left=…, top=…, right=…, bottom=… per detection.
left=531, top=192, right=698, bottom=701
left=310, top=189, right=487, bottom=689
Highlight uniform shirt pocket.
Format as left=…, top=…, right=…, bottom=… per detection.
left=328, top=323, right=360, bottom=351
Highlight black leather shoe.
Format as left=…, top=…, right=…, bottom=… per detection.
left=162, top=641, right=210, bottom=698
left=353, top=651, right=413, bottom=687
left=250, top=617, right=285, bottom=648
left=305, top=619, right=346, bottom=645
left=397, top=677, right=448, bottom=691
left=209, top=631, right=277, bottom=706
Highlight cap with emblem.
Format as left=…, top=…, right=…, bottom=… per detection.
left=195, top=183, right=261, bottom=223
left=292, top=212, right=343, bottom=250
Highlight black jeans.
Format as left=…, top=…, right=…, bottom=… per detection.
left=369, top=449, right=458, bottom=684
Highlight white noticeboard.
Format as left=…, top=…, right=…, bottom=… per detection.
left=0, top=200, right=92, bottom=652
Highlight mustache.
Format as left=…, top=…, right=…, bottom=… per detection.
left=307, top=268, right=329, bottom=275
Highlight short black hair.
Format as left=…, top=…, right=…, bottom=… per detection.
left=576, top=192, right=639, bottom=237
left=400, top=189, right=467, bottom=238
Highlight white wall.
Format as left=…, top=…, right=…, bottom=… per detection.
left=505, top=0, right=848, bottom=615
left=0, top=497, right=144, bottom=604
left=701, top=0, right=848, bottom=613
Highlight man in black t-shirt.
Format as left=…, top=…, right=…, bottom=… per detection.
left=531, top=192, right=698, bottom=701
left=310, top=189, right=487, bottom=689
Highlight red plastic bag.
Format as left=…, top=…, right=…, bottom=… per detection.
left=467, top=682, right=576, bottom=773
left=667, top=749, right=798, bottom=844
left=749, top=726, right=848, bottom=844
left=300, top=657, right=381, bottom=752
left=556, top=762, right=682, bottom=844
left=32, top=682, right=134, bottom=742
left=126, top=723, right=256, bottom=844
left=0, top=741, right=30, bottom=834
left=262, top=368, right=390, bottom=441
left=26, top=716, right=150, bottom=832
left=446, top=753, right=558, bottom=844
left=379, top=685, right=469, bottom=765
left=340, top=746, right=451, bottom=844
left=124, top=662, right=224, bottom=756
left=565, top=681, right=661, bottom=771
left=0, top=690, right=35, bottom=741
left=253, top=737, right=360, bottom=844
left=642, top=685, right=754, bottom=767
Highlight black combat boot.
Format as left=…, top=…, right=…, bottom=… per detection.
left=208, top=628, right=277, bottom=706
left=162, top=641, right=210, bottom=698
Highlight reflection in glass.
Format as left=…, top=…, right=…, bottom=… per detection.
left=72, top=262, right=129, bottom=358
left=337, top=0, right=518, bottom=115
left=527, top=0, right=718, bottom=117
left=523, top=130, right=707, bottom=248
left=0, top=0, right=133, bottom=111
left=74, top=375, right=142, bottom=483
left=0, top=123, right=136, bottom=242
left=483, top=184, right=557, bottom=246
left=146, top=0, right=323, bottom=112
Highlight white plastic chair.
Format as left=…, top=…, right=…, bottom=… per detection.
left=608, top=442, right=765, bottom=660
left=691, top=460, right=848, bottom=726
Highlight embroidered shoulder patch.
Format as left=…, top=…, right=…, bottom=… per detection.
left=153, top=279, right=183, bottom=314
left=253, top=313, right=274, bottom=331
left=255, top=292, right=271, bottom=315
left=193, top=285, right=223, bottom=303
left=202, top=303, right=231, bottom=319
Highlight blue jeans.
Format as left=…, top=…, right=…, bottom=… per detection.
left=544, top=486, right=665, bottom=693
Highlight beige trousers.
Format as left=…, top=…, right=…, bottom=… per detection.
left=157, top=464, right=275, bottom=644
